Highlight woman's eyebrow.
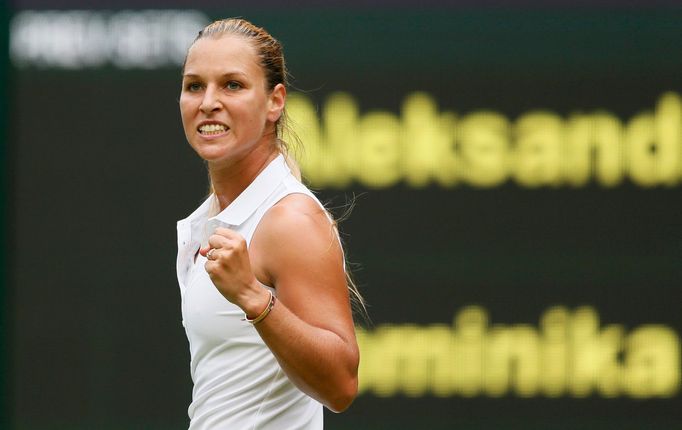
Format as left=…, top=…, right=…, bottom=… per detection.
left=182, top=71, right=248, bottom=79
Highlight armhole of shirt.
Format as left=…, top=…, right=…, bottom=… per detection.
left=247, top=189, right=344, bottom=287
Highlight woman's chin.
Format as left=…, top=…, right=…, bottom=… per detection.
left=192, top=143, right=230, bottom=162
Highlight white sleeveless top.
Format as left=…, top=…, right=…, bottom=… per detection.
left=176, top=155, right=323, bottom=430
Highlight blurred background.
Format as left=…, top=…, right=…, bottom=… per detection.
left=2, top=1, right=682, bottom=429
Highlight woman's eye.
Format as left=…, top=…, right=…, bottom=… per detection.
left=226, top=81, right=242, bottom=90
left=185, top=82, right=202, bottom=92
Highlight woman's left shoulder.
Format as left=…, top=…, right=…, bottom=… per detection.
left=255, top=192, right=340, bottom=258
left=252, top=192, right=344, bottom=287
left=265, top=192, right=332, bottom=232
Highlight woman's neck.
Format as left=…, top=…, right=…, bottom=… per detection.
left=209, top=146, right=279, bottom=211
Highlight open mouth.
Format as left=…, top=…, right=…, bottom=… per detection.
left=198, top=123, right=228, bottom=136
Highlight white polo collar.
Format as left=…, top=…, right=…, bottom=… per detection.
left=183, top=154, right=290, bottom=228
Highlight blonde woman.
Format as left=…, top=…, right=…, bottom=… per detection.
left=176, top=18, right=361, bottom=429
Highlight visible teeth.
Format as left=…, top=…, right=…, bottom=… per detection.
left=199, top=124, right=227, bottom=134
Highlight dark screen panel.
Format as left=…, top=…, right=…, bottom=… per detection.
left=1, top=1, right=11, bottom=428
left=6, top=6, right=682, bottom=430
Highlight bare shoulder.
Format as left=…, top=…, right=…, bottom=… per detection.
left=250, top=192, right=344, bottom=288
left=259, top=193, right=337, bottom=245
left=270, top=192, right=330, bottom=221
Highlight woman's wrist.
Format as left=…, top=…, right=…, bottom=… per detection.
left=243, top=290, right=276, bottom=324
left=239, top=282, right=273, bottom=320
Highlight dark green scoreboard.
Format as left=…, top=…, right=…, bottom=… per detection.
left=6, top=4, right=681, bottom=429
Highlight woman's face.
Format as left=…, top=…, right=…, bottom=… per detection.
left=180, top=35, right=284, bottom=166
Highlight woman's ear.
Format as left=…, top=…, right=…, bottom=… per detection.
left=267, top=83, right=286, bottom=123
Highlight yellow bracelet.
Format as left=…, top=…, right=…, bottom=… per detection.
left=243, top=290, right=276, bottom=324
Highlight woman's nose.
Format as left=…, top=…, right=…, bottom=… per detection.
left=199, top=87, right=221, bottom=113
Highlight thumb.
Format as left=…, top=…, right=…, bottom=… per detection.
left=199, top=246, right=211, bottom=257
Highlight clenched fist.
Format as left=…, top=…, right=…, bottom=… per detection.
left=200, top=227, right=270, bottom=318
